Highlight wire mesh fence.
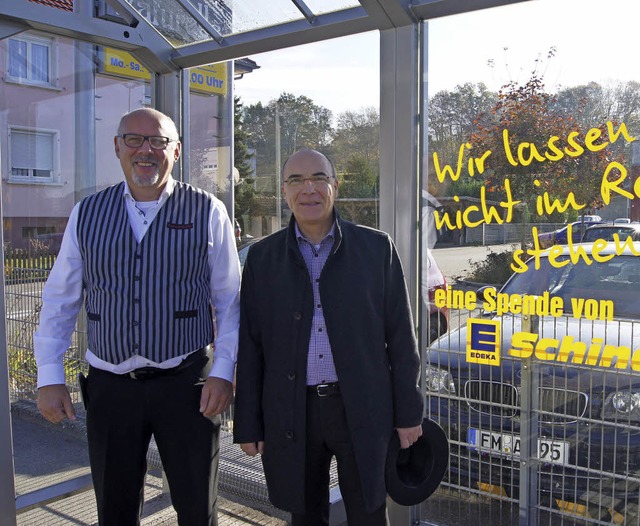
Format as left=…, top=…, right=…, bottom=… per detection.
left=425, top=282, right=640, bottom=525
left=12, top=255, right=640, bottom=525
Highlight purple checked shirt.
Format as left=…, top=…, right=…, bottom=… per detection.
left=295, top=223, right=339, bottom=386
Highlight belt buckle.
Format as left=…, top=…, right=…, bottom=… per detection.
left=316, top=384, right=331, bottom=397
left=129, top=367, right=153, bottom=380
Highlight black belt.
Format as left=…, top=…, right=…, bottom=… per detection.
left=307, top=382, right=340, bottom=397
left=126, top=347, right=208, bottom=380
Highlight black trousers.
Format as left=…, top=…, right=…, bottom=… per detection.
left=86, top=362, right=220, bottom=526
left=290, top=391, right=389, bottom=526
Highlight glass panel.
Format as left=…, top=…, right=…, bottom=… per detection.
left=30, top=43, right=49, bottom=83
left=186, top=61, right=234, bottom=213
left=304, top=0, right=361, bottom=15
left=421, top=0, right=640, bottom=524
left=123, top=0, right=213, bottom=46
left=182, top=0, right=233, bottom=34
left=223, top=0, right=305, bottom=36
left=234, top=32, right=379, bottom=238
left=8, top=38, right=27, bottom=79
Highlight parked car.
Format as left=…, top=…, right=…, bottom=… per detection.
left=537, top=216, right=602, bottom=248
left=426, top=241, right=640, bottom=515
left=582, top=223, right=640, bottom=243
left=237, top=236, right=262, bottom=269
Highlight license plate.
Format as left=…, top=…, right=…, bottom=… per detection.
left=467, top=428, right=569, bottom=465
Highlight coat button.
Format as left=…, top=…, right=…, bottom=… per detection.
left=286, top=430, right=294, bottom=439
left=293, top=312, right=302, bottom=320
left=287, top=373, right=295, bottom=380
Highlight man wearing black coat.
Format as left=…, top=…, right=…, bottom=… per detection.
left=233, top=148, right=424, bottom=525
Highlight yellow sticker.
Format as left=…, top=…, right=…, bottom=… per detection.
left=466, top=319, right=501, bottom=366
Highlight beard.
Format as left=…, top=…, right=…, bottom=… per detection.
left=131, top=171, right=160, bottom=187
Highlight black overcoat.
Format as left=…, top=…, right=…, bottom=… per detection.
left=233, top=212, right=423, bottom=513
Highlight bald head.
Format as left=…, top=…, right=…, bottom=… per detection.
left=282, top=148, right=336, bottom=180
left=117, top=108, right=179, bottom=140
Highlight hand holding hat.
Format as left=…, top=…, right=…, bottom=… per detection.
left=385, top=417, right=449, bottom=506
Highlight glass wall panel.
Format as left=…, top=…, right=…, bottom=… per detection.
left=234, top=32, right=380, bottom=239
left=2, top=26, right=236, bottom=520
left=420, top=1, right=640, bottom=524
left=186, top=61, right=234, bottom=219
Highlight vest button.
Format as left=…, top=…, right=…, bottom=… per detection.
left=287, top=373, right=295, bottom=380
left=285, top=430, right=294, bottom=439
left=293, top=312, right=302, bottom=320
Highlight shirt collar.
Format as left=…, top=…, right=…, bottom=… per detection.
left=123, top=176, right=175, bottom=205
left=295, top=222, right=336, bottom=248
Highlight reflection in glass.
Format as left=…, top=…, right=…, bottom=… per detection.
left=123, top=0, right=213, bottom=46
left=224, top=0, right=303, bottom=36
left=304, top=0, right=361, bottom=15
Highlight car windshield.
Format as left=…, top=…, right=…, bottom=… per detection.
left=582, top=227, right=638, bottom=242
left=501, top=255, right=640, bottom=319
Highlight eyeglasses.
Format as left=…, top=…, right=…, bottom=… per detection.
left=284, top=175, right=335, bottom=187
left=117, top=134, right=177, bottom=150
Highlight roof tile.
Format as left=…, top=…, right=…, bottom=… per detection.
left=28, top=0, right=73, bottom=12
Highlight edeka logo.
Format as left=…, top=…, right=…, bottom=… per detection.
left=467, top=319, right=501, bottom=366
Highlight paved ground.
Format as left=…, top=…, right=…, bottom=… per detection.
left=11, top=402, right=288, bottom=526
left=11, top=398, right=583, bottom=526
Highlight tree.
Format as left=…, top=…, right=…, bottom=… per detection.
left=244, top=93, right=333, bottom=180
left=329, top=107, right=380, bottom=199
left=470, top=74, right=622, bottom=227
left=339, top=156, right=377, bottom=198
left=428, top=82, right=497, bottom=166
left=233, top=97, right=256, bottom=226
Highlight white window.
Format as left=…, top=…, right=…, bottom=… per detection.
left=8, top=127, right=59, bottom=184
left=7, top=34, right=55, bottom=87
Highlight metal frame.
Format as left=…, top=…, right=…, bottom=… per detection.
left=378, top=21, right=421, bottom=525
left=0, top=0, right=533, bottom=523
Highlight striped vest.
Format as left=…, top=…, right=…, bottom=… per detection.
left=77, top=182, right=214, bottom=364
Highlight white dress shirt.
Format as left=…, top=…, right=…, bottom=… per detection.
left=34, top=177, right=241, bottom=387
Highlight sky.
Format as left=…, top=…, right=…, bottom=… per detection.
left=234, top=0, right=640, bottom=119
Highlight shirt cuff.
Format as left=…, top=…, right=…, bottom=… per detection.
left=37, top=363, right=67, bottom=388
left=209, top=355, right=235, bottom=383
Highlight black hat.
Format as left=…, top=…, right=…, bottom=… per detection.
left=385, top=418, right=449, bottom=506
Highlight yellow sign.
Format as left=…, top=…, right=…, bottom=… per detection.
left=102, top=48, right=151, bottom=81
left=466, top=319, right=501, bottom=365
left=466, top=318, right=640, bottom=371
left=189, top=63, right=227, bottom=96
left=101, top=49, right=227, bottom=97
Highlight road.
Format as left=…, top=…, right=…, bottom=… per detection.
left=431, top=243, right=518, bottom=283
left=427, top=243, right=518, bottom=334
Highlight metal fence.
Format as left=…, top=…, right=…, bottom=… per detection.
left=426, top=304, right=640, bottom=525
left=464, top=222, right=565, bottom=245
left=13, top=260, right=640, bottom=525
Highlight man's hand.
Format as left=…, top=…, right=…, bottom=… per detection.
left=240, top=441, right=264, bottom=456
left=37, top=384, right=76, bottom=424
left=199, top=377, right=233, bottom=418
left=396, top=424, right=423, bottom=449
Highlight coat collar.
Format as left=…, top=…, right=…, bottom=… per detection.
left=286, top=208, right=344, bottom=263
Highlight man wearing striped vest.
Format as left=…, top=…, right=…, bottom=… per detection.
left=34, top=108, right=241, bottom=526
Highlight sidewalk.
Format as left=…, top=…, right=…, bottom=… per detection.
left=11, top=401, right=288, bottom=526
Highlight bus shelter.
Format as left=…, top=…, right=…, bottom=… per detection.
left=4, top=1, right=640, bottom=525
